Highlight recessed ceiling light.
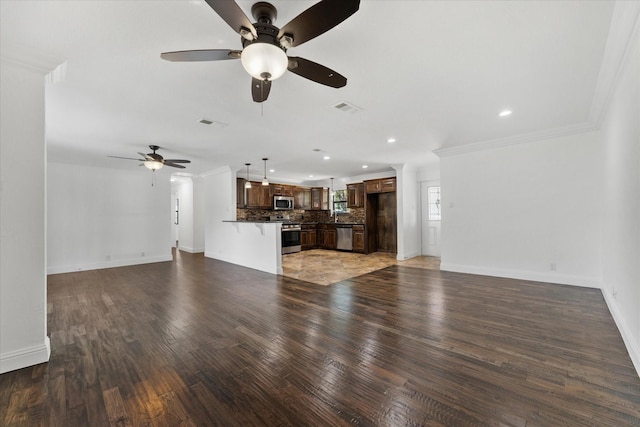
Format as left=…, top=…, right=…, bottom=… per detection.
left=309, top=175, right=314, bottom=178
left=387, top=138, right=396, bottom=143
left=323, top=155, right=331, bottom=160
left=498, top=110, right=512, bottom=117
left=362, top=165, right=368, bottom=169
left=269, top=169, right=275, bottom=173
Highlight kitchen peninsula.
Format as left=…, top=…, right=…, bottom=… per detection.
left=218, top=220, right=283, bottom=275
left=223, top=177, right=396, bottom=275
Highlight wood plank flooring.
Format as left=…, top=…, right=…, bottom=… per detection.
left=1, top=250, right=639, bottom=426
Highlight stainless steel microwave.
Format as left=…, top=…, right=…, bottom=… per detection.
left=273, top=196, right=294, bottom=210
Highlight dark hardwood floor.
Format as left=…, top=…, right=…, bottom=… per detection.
left=1, top=250, right=639, bottom=426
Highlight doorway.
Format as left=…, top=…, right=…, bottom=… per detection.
left=421, top=181, right=441, bottom=257
left=171, top=192, right=179, bottom=248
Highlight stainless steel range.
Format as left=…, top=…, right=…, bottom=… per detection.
left=270, top=215, right=301, bottom=254
left=281, top=222, right=301, bottom=254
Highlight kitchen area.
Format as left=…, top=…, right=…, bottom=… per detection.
left=235, top=175, right=397, bottom=259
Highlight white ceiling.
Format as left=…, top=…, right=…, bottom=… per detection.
left=1, top=0, right=614, bottom=183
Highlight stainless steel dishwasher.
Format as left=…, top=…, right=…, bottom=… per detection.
left=336, top=225, right=353, bottom=251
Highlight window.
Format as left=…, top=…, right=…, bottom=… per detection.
left=427, top=186, right=441, bottom=220
left=333, top=189, right=348, bottom=214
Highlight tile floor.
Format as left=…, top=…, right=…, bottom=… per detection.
left=282, top=249, right=441, bottom=286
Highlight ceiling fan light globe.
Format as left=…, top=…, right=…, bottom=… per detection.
left=241, top=42, right=288, bottom=81
left=144, top=160, right=164, bottom=171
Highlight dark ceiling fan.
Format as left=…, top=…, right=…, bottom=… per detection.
left=108, top=145, right=191, bottom=171
left=160, top=0, right=360, bottom=102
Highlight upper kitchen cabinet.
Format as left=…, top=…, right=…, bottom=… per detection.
left=311, top=187, right=329, bottom=210
left=246, top=182, right=272, bottom=209
left=237, top=178, right=247, bottom=208
left=347, top=183, right=364, bottom=208
left=365, top=177, right=396, bottom=194
left=271, top=184, right=293, bottom=197
left=294, top=187, right=311, bottom=210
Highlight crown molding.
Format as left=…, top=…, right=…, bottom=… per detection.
left=199, top=165, right=233, bottom=178
left=435, top=0, right=639, bottom=159
left=0, top=42, right=64, bottom=75
left=589, top=1, right=640, bottom=126
left=434, top=122, right=597, bottom=158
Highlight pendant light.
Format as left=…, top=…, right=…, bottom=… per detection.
left=330, top=177, right=335, bottom=196
left=244, top=163, right=252, bottom=189
left=262, top=158, right=269, bottom=186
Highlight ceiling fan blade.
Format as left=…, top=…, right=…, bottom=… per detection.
left=163, top=159, right=191, bottom=163
left=108, top=156, right=145, bottom=161
left=278, top=0, right=360, bottom=47
left=161, top=49, right=241, bottom=62
left=287, top=57, right=347, bottom=88
left=138, top=152, right=154, bottom=161
left=204, top=0, right=257, bottom=40
left=164, top=162, right=186, bottom=169
left=252, top=78, right=272, bottom=103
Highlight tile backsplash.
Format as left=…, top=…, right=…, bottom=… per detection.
left=236, top=208, right=364, bottom=223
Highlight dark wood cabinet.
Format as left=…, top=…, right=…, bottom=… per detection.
left=237, top=178, right=247, bottom=208
left=308, top=229, right=317, bottom=248
left=311, top=187, right=329, bottom=210
left=247, top=182, right=272, bottom=209
left=271, top=184, right=293, bottom=196
left=353, top=224, right=365, bottom=253
left=294, top=187, right=311, bottom=210
left=301, top=224, right=318, bottom=250
left=366, top=191, right=397, bottom=254
left=317, top=223, right=336, bottom=249
left=347, top=183, right=364, bottom=208
left=365, top=177, right=396, bottom=194
left=324, top=224, right=336, bottom=250
left=317, top=224, right=326, bottom=249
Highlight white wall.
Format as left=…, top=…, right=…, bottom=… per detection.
left=203, top=166, right=282, bottom=275
left=394, top=164, right=420, bottom=260
left=600, top=18, right=640, bottom=373
left=47, top=163, right=173, bottom=274
left=440, top=131, right=603, bottom=288
left=192, top=176, right=205, bottom=252
left=0, top=48, right=60, bottom=373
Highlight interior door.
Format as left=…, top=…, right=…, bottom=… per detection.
left=421, top=181, right=441, bottom=257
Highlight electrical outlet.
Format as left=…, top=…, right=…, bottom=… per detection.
left=550, top=262, right=557, bottom=271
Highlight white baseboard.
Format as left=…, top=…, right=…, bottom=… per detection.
left=0, top=336, right=50, bottom=374
left=440, top=262, right=601, bottom=288
left=204, top=251, right=281, bottom=275
left=47, top=254, right=173, bottom=275
left=396, top=251, right=421, bottom=261
left=602, top=287, right=640, bottom=377
left=178, top=246, right=205, bottom=254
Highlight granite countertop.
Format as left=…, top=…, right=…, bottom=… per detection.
left=223, top=220, right=284, bottom=223
left=312, top=222, right=364, bottom=226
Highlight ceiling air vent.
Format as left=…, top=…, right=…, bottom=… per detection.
left=332, top=101, right=362, bottom=114
left=197, top=118, right=228, bottom=128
